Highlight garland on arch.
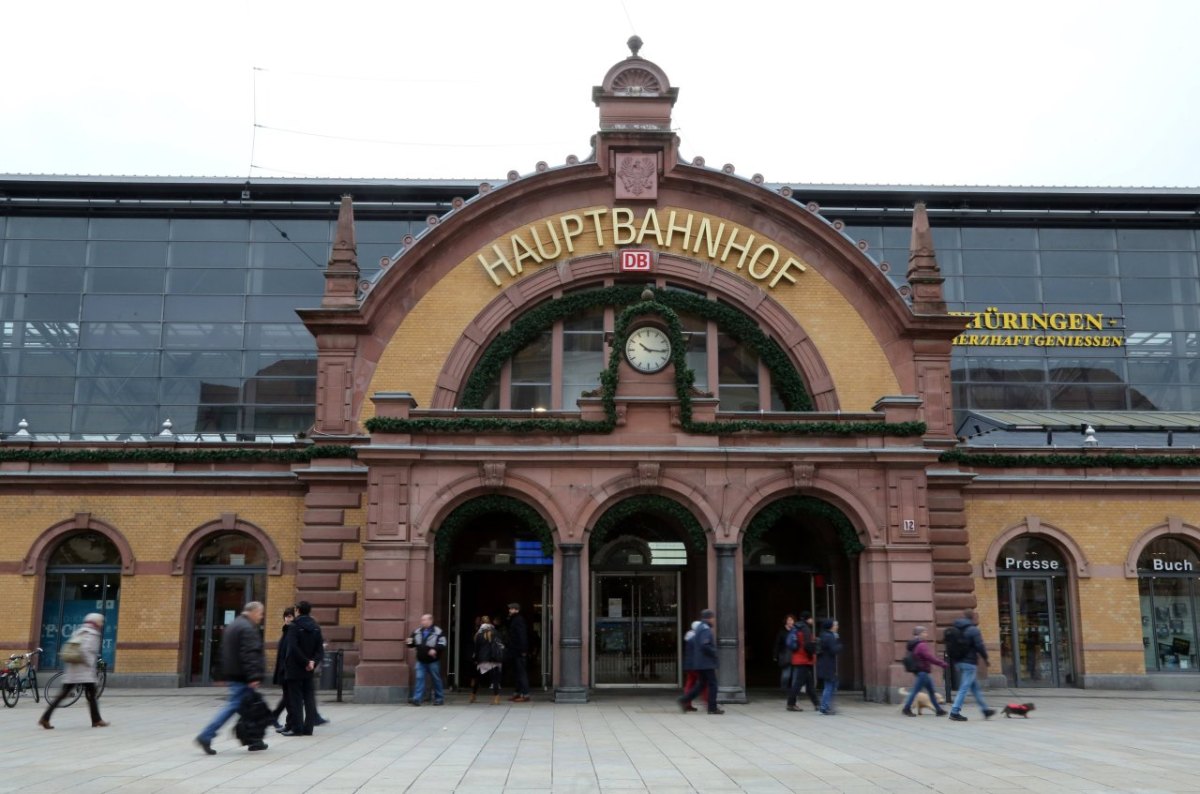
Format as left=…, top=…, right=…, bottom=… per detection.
left=433, top=494, right=554, bottom=562
left=588, top=494, right=708, bottom=554
left=742, top=495, right=864, bottom=557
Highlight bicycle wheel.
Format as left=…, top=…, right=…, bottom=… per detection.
left=29, top=669, right=39, bottom=703
left=1, top=673, right=19, bottom=707
left=95, top=667, right=107, bottom=699
left=43, top=672, right=82, bottom=707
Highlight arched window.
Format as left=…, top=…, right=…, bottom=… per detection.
left=1137, top=536, right=1200, bottom=673
left=479, top=283, right=784, bottom=412
left=994, top=535, right=1074, bottom=687
left=40, top=532, right=122, bottom=670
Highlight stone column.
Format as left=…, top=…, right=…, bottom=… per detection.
left=554, top=543, right=588, bottom=703
left=715, top=544, right=747, bottom=703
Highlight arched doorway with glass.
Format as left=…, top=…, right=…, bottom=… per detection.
left=435, top=495, right=555, bottom=694
left=741, top=496, right=858, bottom=689
left=187, top=532, right=267, bottom=685
left=39, top=532, right=122, bottom=670
left=588, top=495, right=706, bottom=689
left=995, top=536, right=1076, bottom=687
left=1137, top=536, right=1200, bottom=673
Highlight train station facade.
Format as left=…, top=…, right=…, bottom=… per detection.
left=3, top=44, right=1200, bottom=700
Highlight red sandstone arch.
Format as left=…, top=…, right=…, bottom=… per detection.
left=727, top=473, right=881, bottom=547
left=982, top=516, right=1091, bottom=579
left=575, top=473, right=721, bottom=541
left=22, top=513, right=136, bottom=576
left=428, top=252, right=840, bottom=410
left=1124, top=516, right=1200, bottom=578
left=411, top=473, right=569, bottom=545
left=302, top=160, right=961, bottom=424
left=171, top=514, right=283, bottom=576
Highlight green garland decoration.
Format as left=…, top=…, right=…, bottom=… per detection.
left=458, top=284, right=812, bottom=412
left=589, top=494, right=708, bottom=553
left=0, top=445, right=358, bottom=465
left=743, top=495, right=865, bottom=557
left=433, top=494, right=554, bottom=562
left=365, top=287, right=927, bottom=438
left=939, top=449, right=1200, bottom=469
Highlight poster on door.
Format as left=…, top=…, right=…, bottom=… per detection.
left=39, top=599, right=118, bottom=669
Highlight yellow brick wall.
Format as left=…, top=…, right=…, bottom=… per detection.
left=965, top=494, right=1200, bottom=679
left=362, top=205, right=901, bottom=419
left=0, top=493, right=304, bottom=675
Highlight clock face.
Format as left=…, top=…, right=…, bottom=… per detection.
left=624, top=326, right=672, bottom=373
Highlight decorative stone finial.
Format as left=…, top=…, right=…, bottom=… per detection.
left=159, top=418, right=174, bottom=438
left=641, top=287, right=655, bottom=302
left=905, top=202, right=947, bottom=315
left=1083, top=425, right=1099, bottom=446
left=627, top=35, right=643, bottom=57
left=15, top=418, right=30, bottom=438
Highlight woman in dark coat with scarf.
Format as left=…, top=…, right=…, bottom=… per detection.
left=816, top=618, right=842, bottom=715
left=270, top=607, right=294, bottom=730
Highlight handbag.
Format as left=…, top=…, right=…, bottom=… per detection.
left=60, top=635, right=85, bottom=665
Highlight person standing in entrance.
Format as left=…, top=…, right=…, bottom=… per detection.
left=39, top=613, right=108, bottom=730
left=195, top=602, right=267, bottom=754
left=816, top=618, right=842, bottom=715
left=407, top=613, right=446, bottom=706
left=774, top=614, right=797, bottom=693
left=279, top=601, right=324, bottom=736
left=678, top=608, right=723, bottom=715
left=902, top=626, right=948, bottom=717
left=786, top=611, right=819, bottom=712
left=472, top=617, right=504, bottom=704
left=947, top=608, right=995, bottom=721
left=506, top=603, right=531, bottom=702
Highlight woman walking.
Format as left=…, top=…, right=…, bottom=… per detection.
left=39, top=613, right=108, bottom=729
left=472, top=617, right=504, bottom=705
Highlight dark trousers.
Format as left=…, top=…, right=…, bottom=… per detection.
left=473, top=666, right=501, bottom=694
left=271, top=681, right=289, bottom=721
left=681, top=668, right=718, bottom=712
left=512, top=654, right=530, bottom=696
left=285, top=675, right=316, bottom=734
left=787, top=664, right=818, bottom=707
left=42, top=683, right=101, bottom=725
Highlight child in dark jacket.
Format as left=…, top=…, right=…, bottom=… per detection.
left=901, top=626, right=948, bottom=717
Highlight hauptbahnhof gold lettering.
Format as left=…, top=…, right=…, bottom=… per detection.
left=949, top=307, right=1126, bottom=347
left=478, top=208, right=808, bottom=288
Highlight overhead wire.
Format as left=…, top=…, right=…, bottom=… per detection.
left=254, top=123, right=574, bottom=150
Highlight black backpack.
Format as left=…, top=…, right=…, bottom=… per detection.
left=943, top=625, right=972, bottom=661
left=233, top=689, right=271, bottom=745
left=902, top=644, right=919, bottom=673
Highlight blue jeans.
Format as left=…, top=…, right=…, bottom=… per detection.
left=903, top=671, right=941, bottom=711
left=950, top=662, right=989, bottom=715
left=412, top=660, right=443, bottom=704
left=820, top=677, right=837, bottom=712
left=198, top=682, right=251, bottom=743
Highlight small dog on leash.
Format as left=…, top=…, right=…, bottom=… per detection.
left=898, top=687, right=946, bottom=715
left=1003, top=702, right=1036, bottom=718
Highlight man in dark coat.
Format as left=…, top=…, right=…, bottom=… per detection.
left=279, top=600, right=324, bottom=736
left=196, top=601, right=267, bottom=754
left=816, top=618, right=842, bottom=715
left=506, top=603, right=531, bottom=702
left=677, top=608, right=723, bottom=715
left=948, top=608, right=995, bottom=721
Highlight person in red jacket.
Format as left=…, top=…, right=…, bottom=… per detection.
left=902, top=626, right=948, bottom=717
left=786, top=611, right=819, bottom=711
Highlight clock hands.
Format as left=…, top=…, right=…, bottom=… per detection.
left=638, top=343, right=668, bottom=354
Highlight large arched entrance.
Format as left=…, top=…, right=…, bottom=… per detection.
left=742, top=497, right=860, bottom=689
left=39, top=531, right=123, bottom=671
left=588, top=495, right=706, bottom=689
left=434, top=495, right=555, bottom=694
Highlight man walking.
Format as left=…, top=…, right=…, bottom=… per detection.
left=902, top=626, right=948, bottom=717
left=677, top=608, right=723, bottom=715
left=948, top=609, right=995, bottom=721
left=279, top=600, right=324, bottom=736
left=407, top=613, right=447, bottom=706
left=506, top=603, right=531, bottom=702
left=196, top=601, right=267, bottom=754
left=786, top=611, right=819, bottom=711
left=816, top=619, right=842, bottom=715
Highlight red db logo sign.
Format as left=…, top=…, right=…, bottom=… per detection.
left=619, top=249, right=654, bottom=272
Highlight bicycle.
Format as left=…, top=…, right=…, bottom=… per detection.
left=1, top=649, right=43, bottom=707
left=42, top=657, right=107, bottom=707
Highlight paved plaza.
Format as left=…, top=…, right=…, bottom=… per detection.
left=1, top=687, right=1198, bottom=793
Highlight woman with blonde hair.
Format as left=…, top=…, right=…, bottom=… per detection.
left=471, top=616, right=504, bottom=705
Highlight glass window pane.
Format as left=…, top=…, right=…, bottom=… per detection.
left=1118, top=229, right=1195, bottom=251
left=511, top=333, right=552, bottom=382
left=1039, top=251, right=1117, bottom=277
left=719, top=385, right=759, bottom=412
left=171, top=219, right=250, bottom=242
left=89, top=241, right=168, bottom=267
left=247, top=268, right=325, bottom=296
left=5, top=294, right=81, bottom=321
left=164, top=323, right=243, bottom=349
left=170, top=242, right=248, bottom=268
left=164, top=295, right=244, bottom=322
left=717, top=333, right=758, bottom=385
left=18, top=376, right=74, bottom=403
left=248, top=243, right=328, bottom=268
left=79, top=350, right=159, bottom=377
left=1, top=403, right=73, bottom=432
left=244, top=352, right=316, bottom=377
left=72, top=405, right=158, bottom=434
left=195, top=532, right=267, bottom=566
left=76, top=378, right=159, bottom=405
left=511, top=384, right=551, bottom=410
left=17, top=350, right=77, bottom=376
left=1041, top=277, right=1118, bottom=303
left=961, top=227, right=1037, bottom=249
left=1125, top=305, right=1200, bottom=331
left=81, top=322, right=161, bottom=349
left=4, top=239, right=87, bottom=266
left=82, top=295, right=162, bottom=322
left=251, top=219, right=330, bottom=243
left=244, top=324, right=314, bottom=350
left=245, top=378, right=316, bottom=405
left=164, top=351, right=243, bottom=377
left=967, top=358, right=1046, bottom=383
left=8, top=217, right=89, bottom=238
left=1039, top=228, right=1115, bottom=250
left=966, top=383, right=1048, bottom=410
left=246, top=296, right=303, bottom=322
left=167, top=269, right=248, bottom=294
left=1122, top=277, right=1200, bottom=305
left=48, top=532, right=121, bottom=566
left=87, top=268, right=165, bottom=294
left=961, top=250, right=1038, bottom=277
left=1, top=266, right=84, bottom=292
left=1119, top=251, right=1198, bottom=278
left=89, top=218, right=169, bottom=241
left=160, top=378, right=242, bottom=404
left=240, top=406, right=314, bottom=434
left=1048, top=384, right=1127, bottom=410
left=961, top=277, right=1040, bottom=303
left=1047, top=358, right=1125, bottom=383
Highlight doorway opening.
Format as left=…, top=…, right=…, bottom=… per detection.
left=996, top=535, right=1076, bottom=687
left=437, top=499, right=554, bottom=693
left=39, top=532, right=122, bottom=671
left=589, top=496, right=706, bottom=689
left=187, top=532, right=267, bottom=685
left=742, top=498, right=857, bottom=689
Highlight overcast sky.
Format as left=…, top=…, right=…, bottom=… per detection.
left=6, top=0, right=1199, bottom=187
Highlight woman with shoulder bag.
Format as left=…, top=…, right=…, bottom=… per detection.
left=39, top=613, right=108, bottom=729
left=472, top=617, right=504, bottom=705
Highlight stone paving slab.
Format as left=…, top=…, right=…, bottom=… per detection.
left=0, top=689, right=1198, bottom=792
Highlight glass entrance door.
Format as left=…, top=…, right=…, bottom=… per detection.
left=189, top=573, right=262, bottom=684
left=998, top=576, right=1073, bottom=687
left=593, top=572, right=680, bottom=687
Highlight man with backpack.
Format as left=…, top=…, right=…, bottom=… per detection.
left=677, top=608, right=723, bottom=715
left=785, top=611, right=819, bottom=712
left=196, top=601, right=267, bottom=754
left=945, top=609, right=995, bottom=721
left=901, top=626, right=947, bottom=717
